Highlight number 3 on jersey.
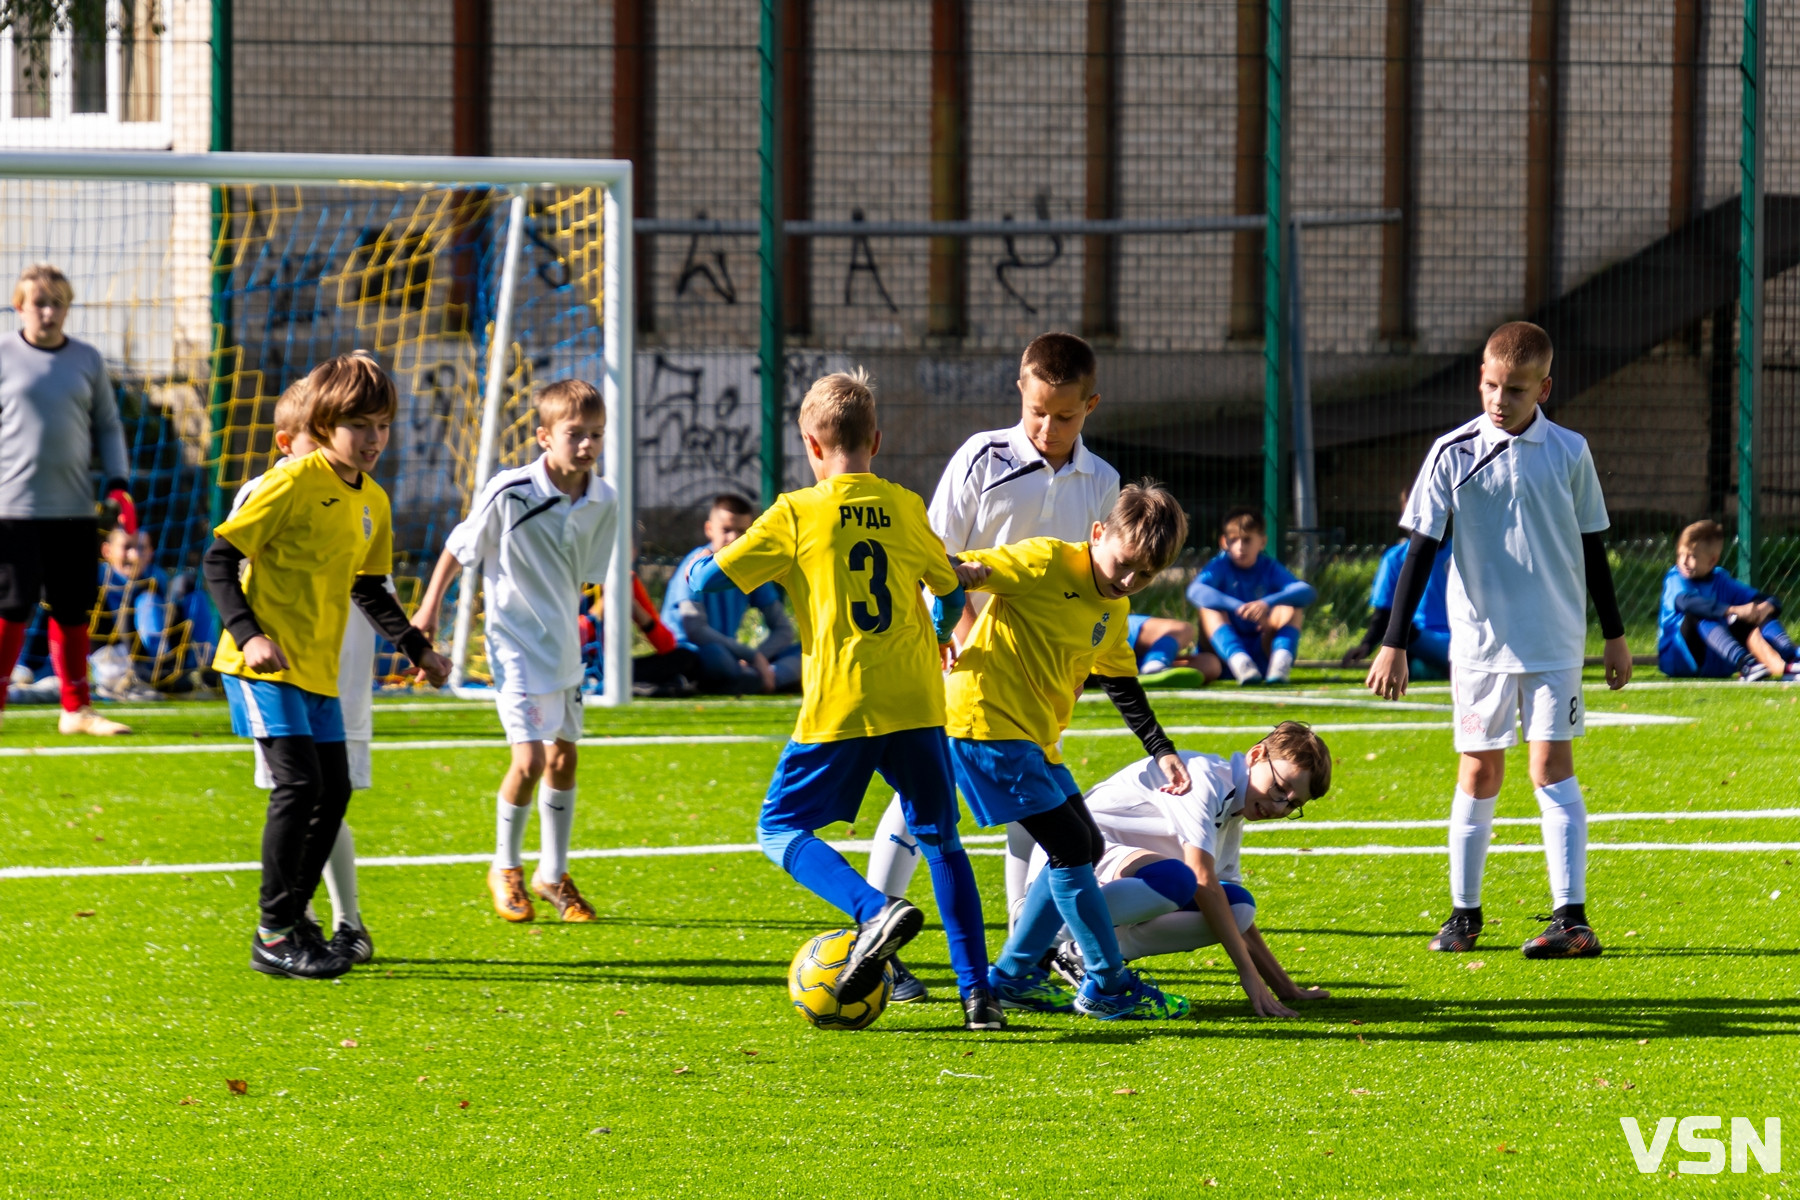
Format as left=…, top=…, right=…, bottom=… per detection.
left=848, top=539, right=892, bottom=633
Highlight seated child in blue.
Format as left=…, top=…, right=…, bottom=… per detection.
left=662, top=494, right=800, bottom=693
left=1186, top=507, right=1314, bottom=685
left=1659, top=519, right=1798, bottom=681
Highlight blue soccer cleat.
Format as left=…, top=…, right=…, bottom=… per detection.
left=1073, top=971, right=1190, bottom=1020
left=987, top=964, right=1075, bottom=1013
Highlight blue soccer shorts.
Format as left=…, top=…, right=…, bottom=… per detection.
left=760, top=725, right=961, bottom=842
left=223, top=675, right=346, bottom=743
left=948, top=737, right=1082, bottom=829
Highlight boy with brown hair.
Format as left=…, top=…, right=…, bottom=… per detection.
left=1367, top=321, right=1632, bottom=960
left=1187, top=506, right=1316, bottom=685
left=205, top=354, right=451, bottom=979
left=685, top=368, right=1002, bottom=1030
left=1658, top=519, right=1800, bottom=680
left=949, top=480, right=1196, bottom=1020
left=413, top=379, right=619, bottom=925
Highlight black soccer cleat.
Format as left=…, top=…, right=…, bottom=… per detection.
left=330, top=923, right=374, bottom=965
left=1521, top=914, right=1604, bottom=959
left=837, top=898, right=925, bottom=1004
left=250, top=930, right=353, bottom=980
left=888, top=956, right=928, bottom=1003
left=962, top=986, right=1007, bottom=1031
left=1044, top=939, right=1087, bottom=988
left=1427, top=910, right=1483, bottom=952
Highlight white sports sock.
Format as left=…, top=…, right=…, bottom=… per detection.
left=494, top=791, right=529, bottom=870
left=320, top=821, right=361, bottom=929
left=537, top=785, right=577, bottom=882
left=1266, top=647, right=1295, bottom=682
left=1535, top=776, right=1588, bottom=906
left=1449, top=789, right=1497, bottom=909
left=862, top=794, right=922, bottom=897
left=1100, top=877, right=1180, bottom=926
left=1003, top=822, right=1035, bottom=929
left=1227, top=651, right=1262, bottom=683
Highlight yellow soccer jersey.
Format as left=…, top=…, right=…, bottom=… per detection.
left=714, top=473, right=960, bottom=743
left=945, top=537, right=1137, bottom=761
left=210, top=451, right=394, bottom=697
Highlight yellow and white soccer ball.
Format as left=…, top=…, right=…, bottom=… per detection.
left=788, top=928, right=895, bottom=1031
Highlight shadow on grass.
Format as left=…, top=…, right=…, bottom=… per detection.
left=376, top=955, right=789, bottom=987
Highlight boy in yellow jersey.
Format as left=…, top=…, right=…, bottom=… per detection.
left=204, top=355, right=451, bottom=980
left=686, top=370, right=1003, bottom=1031
left=949, top=481, right=1194, bottom=1019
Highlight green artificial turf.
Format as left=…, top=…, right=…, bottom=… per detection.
left=2, top=676, right=1797, bottom=1197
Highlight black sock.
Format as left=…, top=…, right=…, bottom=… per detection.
left=1554, top=902, right=1588, bottom=926
left=1451, top=905, right=1483, bottom=927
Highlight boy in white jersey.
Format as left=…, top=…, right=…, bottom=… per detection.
left=863, top=332, right=1120, bottom=1000
left=229, top=380, right=385, bottom=962
left=1036, top=723, right=1334, bottom=1017
left=1367, top=322, right=1632, bottom=959
left=413, top=380, right=619, bottom=925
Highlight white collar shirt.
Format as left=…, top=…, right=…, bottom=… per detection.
left=926, top=423, right=1120, bottom=553
left=1402, top=410, right=1609, bottom=673
left=445, top=456, right=619, bottom=694
left=1082, top=751, right=1249, bottom=883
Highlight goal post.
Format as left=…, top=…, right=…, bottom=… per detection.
left=0, top=150, right=637, bottom=706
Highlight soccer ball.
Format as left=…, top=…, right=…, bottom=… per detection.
left=788, top=928, right=895, bottom=1031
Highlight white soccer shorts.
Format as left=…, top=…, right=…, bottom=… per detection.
left=496, top=687, right=585, bottom=745
left=1450, top=664, right=1585, bottom=752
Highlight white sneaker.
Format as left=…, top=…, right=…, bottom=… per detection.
left=1227, top=651, right=1263, bottom=685
left=58, top=705, right=132, bottom=736
left=1266, top=647, right=1295, bottom=683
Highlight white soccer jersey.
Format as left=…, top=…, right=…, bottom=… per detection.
left=1083, top=751, right=1248, bottom=883
left=1402, top=411, right=1609, bottom=673
left=927, top=424, right=1120, bottom=553
left=445, top=456, right=619, bottom=694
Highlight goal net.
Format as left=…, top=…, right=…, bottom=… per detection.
left=0, top=152, right=635, bottom=706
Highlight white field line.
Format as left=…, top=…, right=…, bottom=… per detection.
left=0, top=711, right=1692, bottom=759
left=1245, top=807, right=1800, bottom=832
left=6, top=831, right=1799, bottom=880
left=1079, top=690, right=1452, bottom=712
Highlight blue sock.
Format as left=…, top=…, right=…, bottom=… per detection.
left=923, top=849, right=988, bottom=994
left=776, top=830, right=889, bottom=923
left=1139, top=634, right=1180, bottom=675
left=1763, top=619, right=1798, bottom=660
left=1698, top=619, right=1752, bottom=670
left=1207, top=621, right=1248, bottom=661
left=1047, top=864, right=1129, bottom=992
left=1271, top=622, right=1302, bottom=657
left=996, top=867, right=1066, bottom=979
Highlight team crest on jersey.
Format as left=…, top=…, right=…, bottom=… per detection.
left=1091, top=611, right=1110, bottom=647
left=362, top=505, right=373, bottom=539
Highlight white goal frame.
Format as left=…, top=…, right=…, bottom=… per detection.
left=0, top=150, right=637, bottom=706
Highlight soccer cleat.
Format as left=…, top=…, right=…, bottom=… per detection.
left=531, top=871, right=597, bottom=922
left=1226, top=652, right=1263, bottom=685
left=487, top=865, right=536, bottom=922
left=888, top=956, right=929, bottom=1003
left=250, top=929, right=352, bottom=980
left=1044, top=939, right=1086, bottom=989
left=961, top=987, right=1007, bottom=1031
left=1073, top=971, right=1191, bottom=1021
left=837, top=898, right=924, bottom=1004
left=1521, top=914, right=1604, bottom=959
left=987, top=964, right=1075, bottom=1013
left=59, top=705, right=131, bottom=736
left=1741, top=661, right=1771, bottom=682
left=1427, top=911, right=1483, bottom=952
left=329, top=923, right=374, bottom=965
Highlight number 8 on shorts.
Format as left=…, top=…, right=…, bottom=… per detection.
left=1449, top=665, right=1586, bottom=753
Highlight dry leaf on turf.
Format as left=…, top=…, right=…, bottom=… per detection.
left=458, top=1100, right=469, bottom=1109
left=1637, top=1038, right=1650, bottom=1045
left=226, top=1080, right=247, bottom=1095
left=1355, top=1034, right=1365, bottom=1045
left=740, top=1049, right=758, bottom=1056
left=178, top=1096, right=198, bottom=1106
left=1203, top=1178, right=1219, bottom=1187
left=1466, top=960, right=1485, bottom=971
left=1350, top=1019, right=1363, bottom=1026
left=1350, top=1088, right=1371, bottom=1096
left=74, top=910, right=95, bottom=918
left=673, top=1067, right=691, bottom=1076
left=1112, top=1088, right=1138, bottom=1095
left=961, top=1051, right=975, bottom=1058
left=613, top=1010, right=626, bottom=1017
left=1497, top=1142, right=1516, bottom=1154
left=416, top=1076, right=428, bottom=1084
left=339, top=1039, right=358, bottom=1048
left=1594, top=1077, right=1610, bottom=1088
left=1623, top=1082, right=1637, bottom=1090
left=590, top=1127, right=611, bottom=1135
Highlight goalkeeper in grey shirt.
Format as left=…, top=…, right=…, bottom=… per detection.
left=0, top=264, right=135, bottom=736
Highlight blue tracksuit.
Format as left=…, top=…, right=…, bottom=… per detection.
left=1187, top=551, right=1316, bottom=670
left=1658, top=565, right=1793, bottom=677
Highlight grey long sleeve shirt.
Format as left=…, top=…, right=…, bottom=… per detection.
left=0, top=331, right=129, bottom=519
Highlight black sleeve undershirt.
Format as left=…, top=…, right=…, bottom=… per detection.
left=1095, top=675, right=1176, bottom=761
left=1357, top=606, right=1392, bottom=655
left=1581, top=532, right=1626, bottom=641
left=1380, top=532, right=1442, bottom=650
left=351, top=575, right=433, bottom=664
left=202, top=537, right=263, bottom=648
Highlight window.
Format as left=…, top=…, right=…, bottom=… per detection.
left=1, top=0, right=169, bottom=148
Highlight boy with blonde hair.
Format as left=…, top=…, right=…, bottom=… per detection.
left=1367, top=321, right=1631, bottom=960
left=413, top=379, right=619, bottom=924
left=686, top=368, right=1002, bottom=1030
left=1188, top=507, right=1315, bottom=684
left=206, top=355, right=451, bottom=979
left=951, top=480, right=1195, bottom=1019
left=1659, top=519, right=1799, bottom=680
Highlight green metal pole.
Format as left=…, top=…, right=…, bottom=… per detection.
left=1261, top=0, right=1288, bottom=547
left=1737, top=0, right=1764, bottom=586
left=757, top=0, right=785, bottom=507
left=207, top=0, right=232, bottom=527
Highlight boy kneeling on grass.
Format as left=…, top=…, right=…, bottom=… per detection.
left=1031, top=722, right=1333, bottom=1017
left=1659, top=519, right=1800, bottom=682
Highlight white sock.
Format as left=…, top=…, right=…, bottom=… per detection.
left=1003, top=822, right=1035, bottom=929
left=1267, top=647, right=1295, bottom=681
left=1100, top=877, right=1180, bottom=926
left=1449, top=789, right=1497, bottom=909
left=494, top=791, right=529, bottom=870
left=321, top=821, right=361, bottom=929
left=537, top=784, right=576, bottom=882
left=1227, top=651, right=1262, bottom=683
left=1535, top=776, right=1588, bottom=907
left=863, top=794, right=922, bottom=897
